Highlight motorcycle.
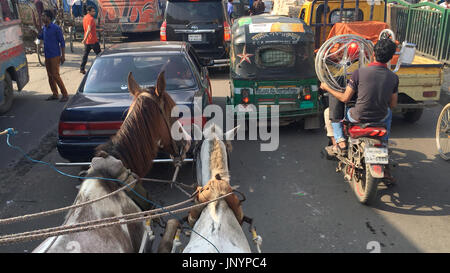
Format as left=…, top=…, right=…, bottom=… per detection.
left=324, top=118, right=390, bottom=205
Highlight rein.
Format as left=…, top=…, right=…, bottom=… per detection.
left=138, top=92, right=183, bottom=161
left=0, top=192, right=234, bottom=246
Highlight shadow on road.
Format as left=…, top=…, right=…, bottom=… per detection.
left=374, top=147, right=450, bottom=216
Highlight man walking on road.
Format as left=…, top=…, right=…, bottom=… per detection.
left=80, top=6, right=101, bottom=74
left=38, top=10, right=69, bottom=102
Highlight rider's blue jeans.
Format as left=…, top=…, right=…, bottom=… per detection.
left=331, top=108, right=392, bottom=143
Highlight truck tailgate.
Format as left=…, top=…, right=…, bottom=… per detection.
left=395, top=55, right=443, bottom=102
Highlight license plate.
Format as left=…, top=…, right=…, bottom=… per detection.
left=188, top=34, right=202, bottom=42
left=365, top=147, right=389, bottom=164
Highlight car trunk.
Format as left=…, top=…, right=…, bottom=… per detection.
left=165, top=1, right=225, bottom=57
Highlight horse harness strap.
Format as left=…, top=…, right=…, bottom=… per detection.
left=188, top=177, right=244, bottom=227
left=140, top=92, right=181, bottom=161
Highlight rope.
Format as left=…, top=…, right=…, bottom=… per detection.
left=0, top=179, right=138, bottom=226
left=0, top=193, right=233, bottom=245
left=0, top=197, right=197, bottom=241
left=1, top=128, right=222, bottom=253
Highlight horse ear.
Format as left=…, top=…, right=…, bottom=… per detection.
left=127, top=72, right=141, bottom=96
left=155, top=71, right=166, bottom=97
left=224, top=125, right=240, bottom=141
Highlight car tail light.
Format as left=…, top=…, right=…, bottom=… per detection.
left=241, top=89, right=250, bottom=104
left=160, top=21, right=167, bottom=41
left=423, top=91, right=437, bottom=97
left=224, top=21, right=231, bottom=42
left=59, top=121, right=122, bottom=137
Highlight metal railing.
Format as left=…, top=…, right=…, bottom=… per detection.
left=388, top=0, right=449, bottom=63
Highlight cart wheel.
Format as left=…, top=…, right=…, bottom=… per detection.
left=436, top=103, right=450, bottom=160
left=37, top=43, right=45, bottom=66
left=102, top=31, right=106, bottom=50
left=0, top=73, right=14, bottom=114
left=69, top=26, right=74, bottom=53
left=315, top=34, right=374, bottom=92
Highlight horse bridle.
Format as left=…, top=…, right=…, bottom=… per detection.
left=136, top=92, right=186, bottom=162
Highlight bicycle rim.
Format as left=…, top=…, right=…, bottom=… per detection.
left=436, top=104, right=450, bottom=160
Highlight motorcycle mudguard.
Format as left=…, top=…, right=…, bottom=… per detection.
left=368, top=164, right=384, bottom=178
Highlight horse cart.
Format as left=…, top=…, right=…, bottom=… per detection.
left=0, top=73, right=262, bottom=253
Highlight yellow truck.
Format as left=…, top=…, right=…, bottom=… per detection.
left=298, top=0, right=445, bottom=122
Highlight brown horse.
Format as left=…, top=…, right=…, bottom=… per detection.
left=33, top=71, right=191, bottom=253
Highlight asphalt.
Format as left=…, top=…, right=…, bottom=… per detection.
left=0, top=42, right=449, bottom=253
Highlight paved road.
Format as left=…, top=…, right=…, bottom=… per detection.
left=0, top=40, right=449, bottom=253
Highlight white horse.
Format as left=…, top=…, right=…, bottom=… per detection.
left=183, top=124, right=251, bottom=253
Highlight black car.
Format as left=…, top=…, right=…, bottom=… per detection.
left=160, top=0, right=230, bottom=67
left=57, top=41, right=211, bottom=162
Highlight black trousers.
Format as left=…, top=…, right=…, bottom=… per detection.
left=328, top=94, right=345, bottom=122
left=80, top=42, right=101, bottom=71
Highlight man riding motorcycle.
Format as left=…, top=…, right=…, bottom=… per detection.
left=321, top=38, right=398, bottom=182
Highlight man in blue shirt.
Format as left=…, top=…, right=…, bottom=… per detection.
left=38, top=10, right=69, bottom=102
left=227, top=0, right=234, bottom=21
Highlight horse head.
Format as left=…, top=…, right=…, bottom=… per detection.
left=124, top=71, right=191, bottom=171
left=195, top=123, right=239, bottom=187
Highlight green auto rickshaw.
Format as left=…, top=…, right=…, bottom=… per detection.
left=227, top=15, right=323, bottom=128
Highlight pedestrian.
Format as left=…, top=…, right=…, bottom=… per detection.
left=34, top=0, right=44, bottom=29
left=227, top=0, right=234, bottom=21
left=38, top=9, right=69, bottom=102
left=80, top=5, right=101, bottom=74
left=248, top=0, right=254, bottom=15
left=251, top=0, right=265, bottom=15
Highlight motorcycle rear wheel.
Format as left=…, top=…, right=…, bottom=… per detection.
left=351, top=163, right=379, bottom=205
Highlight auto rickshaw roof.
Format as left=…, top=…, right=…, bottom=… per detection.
left=233, top=15, right=312, bottom=31
left=232, top=15, right=313, bottom=44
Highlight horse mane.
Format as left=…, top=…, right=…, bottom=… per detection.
left=209, top=137, right=230, bottom=182
left=95, top=92, right=166, bottom=178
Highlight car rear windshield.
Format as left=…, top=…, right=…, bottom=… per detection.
left=165, top=1, right=224, bottom=25
left=83, top=54, right=197, bottom=93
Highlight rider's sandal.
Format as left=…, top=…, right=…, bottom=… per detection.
left=331, top=144, right=347, bottom=156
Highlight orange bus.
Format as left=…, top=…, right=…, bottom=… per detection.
left=96, top=0, right=164, bottom=34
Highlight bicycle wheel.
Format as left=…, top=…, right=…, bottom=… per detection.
left=37, top=43, right=45, bottom=66
left=69, top=26, right=74, bottom=53
left=436, top=103, right=450, bottom=160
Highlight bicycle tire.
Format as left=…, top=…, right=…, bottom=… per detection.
left=69, top=26, right=74, bottom=53
left=37, top=43, right=45, bottom=66
left=436, top=103, right=450, bottom=161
